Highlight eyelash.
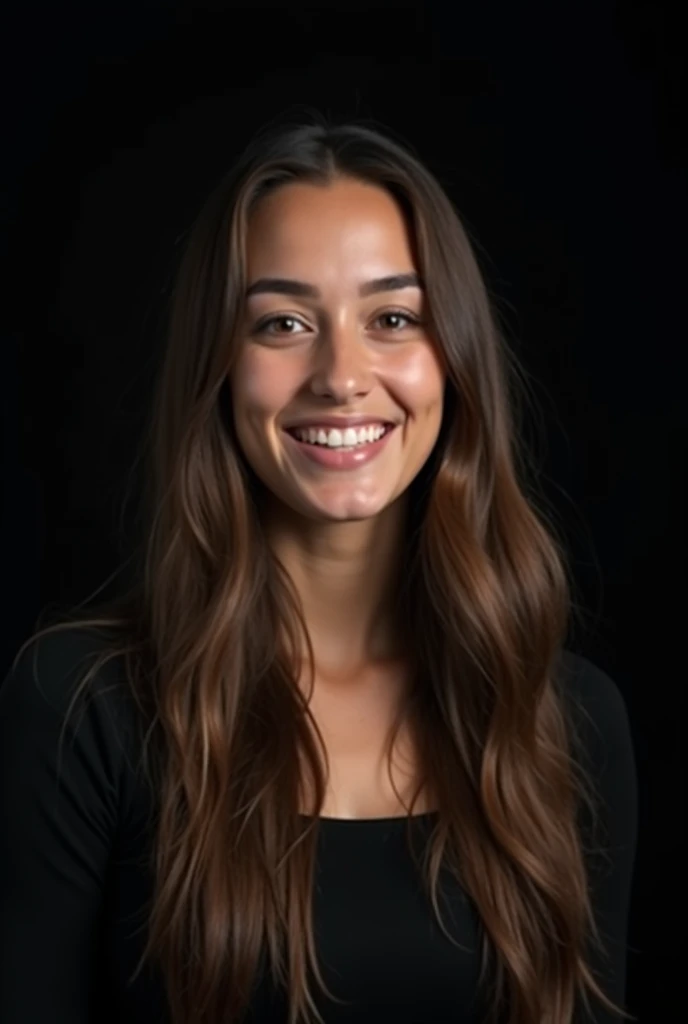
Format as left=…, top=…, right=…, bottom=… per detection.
left=255, top=309, right=421, bottom=336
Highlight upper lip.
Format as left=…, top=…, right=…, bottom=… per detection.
left=283, top=415, right=396, bottom=431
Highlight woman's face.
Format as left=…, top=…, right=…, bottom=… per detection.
left=230, top=177, right=446, bottom=523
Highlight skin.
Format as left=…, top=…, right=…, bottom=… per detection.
left=230, top=177, right=445, bottom=710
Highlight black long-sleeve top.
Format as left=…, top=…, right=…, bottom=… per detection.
left=0, top=629, right=638, bottom=1023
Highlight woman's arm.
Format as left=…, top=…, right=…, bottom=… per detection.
left=564, top=652, right=639, bottom=1022
left=0, top=632, right=123, bottom=1022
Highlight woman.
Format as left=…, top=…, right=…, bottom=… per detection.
left=0, top=114, right=637, bottom=1024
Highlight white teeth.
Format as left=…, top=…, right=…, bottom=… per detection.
left=292, top=424, right=389, bottom=447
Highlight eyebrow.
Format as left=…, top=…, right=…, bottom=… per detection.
left=245, top=271, right=423, bottom=300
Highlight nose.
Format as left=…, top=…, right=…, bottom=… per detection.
left=308, top=316, right=375, bottom=402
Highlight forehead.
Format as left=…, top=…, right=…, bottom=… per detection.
left=245, top=179, right=416, bottom=274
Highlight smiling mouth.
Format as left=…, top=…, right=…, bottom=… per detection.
left=280, top=424, right=398, bottom=469
left=283, top=423, right=395, bottom=449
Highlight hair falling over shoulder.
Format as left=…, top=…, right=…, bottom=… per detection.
left=14, top=110, right=635, bottom=1024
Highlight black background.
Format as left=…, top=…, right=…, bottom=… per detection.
left=2, top=1, right=685, bottom=1019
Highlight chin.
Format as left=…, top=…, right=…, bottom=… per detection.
left=304, top=501, right=390, bottom=522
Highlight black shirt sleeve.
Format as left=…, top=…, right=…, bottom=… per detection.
left=559, top=651, right=639, bottom=1022
left=0, top=630, right=132, bottom=1022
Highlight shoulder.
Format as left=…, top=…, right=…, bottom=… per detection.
left=554, top=648, right=635, bottom=772
left=4, top=624, right=118, bottom=692
left=3, top=625, right=124, bottom=710
left=555, top=648, right=638, bottom=856
left=1, top=625, right=142, bottom=771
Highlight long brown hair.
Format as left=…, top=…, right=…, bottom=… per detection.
left=12, top=110, right=634, bottom=1024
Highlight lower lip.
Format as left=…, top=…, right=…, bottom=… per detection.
left=283, top=425, right=397, bottom=470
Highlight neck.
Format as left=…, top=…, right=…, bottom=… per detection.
left=263, top=496, right=409, bottom=675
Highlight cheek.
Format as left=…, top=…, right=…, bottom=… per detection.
left=231, top=350, right=295, bottom=420
left=390, top=347, right=445, bottom=415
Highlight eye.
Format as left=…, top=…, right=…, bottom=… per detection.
left=374, top=309, right=421, bottom=330
left=255, top=315, right=308, bottom=336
